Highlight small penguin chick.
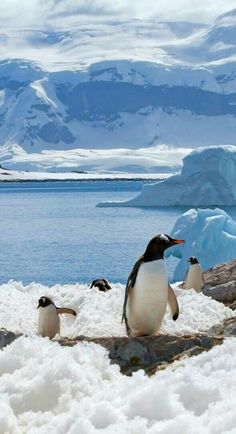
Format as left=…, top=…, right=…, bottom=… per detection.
left=182, top=256, right=205, bottom=292
left=37, top=296, right=76, bottom=339
left=90, top=278, right=111, bottom=292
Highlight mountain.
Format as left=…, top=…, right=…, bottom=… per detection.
left=1, top=10, right=236, bottom=172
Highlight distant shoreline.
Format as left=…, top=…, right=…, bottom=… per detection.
left=0, top=171, right=173, bottom=183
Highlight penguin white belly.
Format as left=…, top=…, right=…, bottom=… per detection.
left=184, top=264, right=204, bottom=292
left=127, top=259, right=168, bottom=336
left=38, top=305, right=60, bottom=339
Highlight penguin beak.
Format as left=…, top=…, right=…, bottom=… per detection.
left=172, top=239, right=185, bottom=245
left=37, top=302, right=40, bottom=309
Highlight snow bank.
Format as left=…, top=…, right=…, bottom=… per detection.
left=166, top=208, right=236, bottom=281
left=0, top=280, right=233, bottom=338
left=0, top=333, right=235, bottom=433
left=97, top=145, right=236, bottom=207
left=0, top=281, right=234, bottom=432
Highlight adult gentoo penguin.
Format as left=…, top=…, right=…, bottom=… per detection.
left=37, top=296, right=76, bottom=339
left=90, top=278, right=111, bottom=292
left=182, top=256, right=204, bottom=292
left=122, top=234, right=185, bottom=337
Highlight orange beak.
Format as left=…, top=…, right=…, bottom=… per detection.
left=172, top=239, right=185, bottom=244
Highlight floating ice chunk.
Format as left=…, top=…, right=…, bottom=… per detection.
left=98, top=145, right=236, bottom=207
left=166, top=208, right=236, bottom=280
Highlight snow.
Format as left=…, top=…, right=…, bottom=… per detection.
left=0, top=281, right=233, bottom=338
left=166, top=208, right=236, bottom=281
left=0, top=143, right=188, bottom=174
left=30, top=79, right=57, bottom=109
left=98, top=145, right=236, bottom=207
left=0, top=279, right=235, bottom=433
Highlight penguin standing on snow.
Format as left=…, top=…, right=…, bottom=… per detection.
left=182, top=257, right=204, bottom=292
left=37, top=296, right=76, bottom=339
left=122, top=234, right=185, bottom=337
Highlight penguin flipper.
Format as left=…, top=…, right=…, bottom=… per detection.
left=168, top=285, right=179, bottom=321
left=122, top=255, right=144, bottom=335
left=202, top=274, right=205, bottom=290
left=181, top=270, right=188, bottom=289
left=57, top=307, right=77, bottom=316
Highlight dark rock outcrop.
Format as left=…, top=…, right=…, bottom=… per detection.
left=203, top=281, right=236, bottom=304
left=204, top=259, right=236, bottom=287
left=0, top=328, right=21, bottom=349
left=1, top=317, right=236, bottom=375
left=203, top=260, right=236, bottom=305
left=59, top=334, right=224, bottom=375
left=208, top=316, right=236, bottom=337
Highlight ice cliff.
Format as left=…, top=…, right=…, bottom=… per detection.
left=166, top=208, right=236, bottom=281
left=98, top=146, right=236, bottom=207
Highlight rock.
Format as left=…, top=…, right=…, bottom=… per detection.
left=0, top=328, right=20, bottom=349
left=204, top=259, right=236, bottom=287
left=59, top=334, right=223, bottom=375
left=203, top=260, right=236, bottom=305
left=203, top=281, right=236, bottom=304
left=229, top=300, right=236, bottom=310
left=208, top=316, right=236, bottom=337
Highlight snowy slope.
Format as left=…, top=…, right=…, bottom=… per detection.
left=0, top=10, right=236, bottom=169
left=0, top=280, right=234, bottom=433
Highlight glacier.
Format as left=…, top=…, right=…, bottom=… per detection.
left=1, top=10, right=236, bottom=164
left=97, top=146, right=236, bottom=207
left=166, top=208, right=236, bottom=281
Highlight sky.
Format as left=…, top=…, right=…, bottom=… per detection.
left=0, top=0, right=236, bottom=29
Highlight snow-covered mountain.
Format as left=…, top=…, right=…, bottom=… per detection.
left=1, top=10, right=236, bottom=171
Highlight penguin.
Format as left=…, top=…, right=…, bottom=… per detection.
left=122, top=234, right=184, bottom=337
left=182, top=256, right=204, bottom=292
left=90, top=278, right=111, bottom=292
left=37, top=296, right=77, bottom=339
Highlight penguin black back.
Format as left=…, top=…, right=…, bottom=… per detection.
left=90, top=278, right=111, bottom=292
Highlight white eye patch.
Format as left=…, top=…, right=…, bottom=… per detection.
left=42, top=297, right=46, bottom=304
left=159, top=234, right=169, bottom=242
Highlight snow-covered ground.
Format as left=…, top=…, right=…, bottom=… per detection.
left=98, top=145, right=236, bottom=207
left=0, top=281, right=234, bottom=433
left=0, top=281, right=233, bottom=337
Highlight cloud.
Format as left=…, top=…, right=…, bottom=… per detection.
left=0, top=0, right=235, bottom=29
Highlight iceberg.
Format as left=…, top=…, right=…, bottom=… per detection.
left=166, top=208, right=236, bottom=281
left=97, top=145, right=236, bottom=207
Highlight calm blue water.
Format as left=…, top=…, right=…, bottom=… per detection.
left=0, top=180, right=235, bottom=286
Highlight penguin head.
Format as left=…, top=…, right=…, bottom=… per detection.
left=188, top=256, right=199, bottom=265
left=144, top=234, right=185, bottom=261
left=90, top=278, right=111, bottom=291
left=37, top=296, right=54, bottom=309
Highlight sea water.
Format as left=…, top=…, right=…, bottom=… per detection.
left=0, top=180, right=235, bottom=285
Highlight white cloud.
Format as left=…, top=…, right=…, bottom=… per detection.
left=0, top=0, right=235, bottom=29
